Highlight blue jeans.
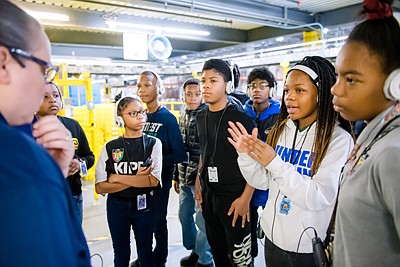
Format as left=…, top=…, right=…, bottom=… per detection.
left=153, top=184, right=171, bottom=267
left=72, top=193, right=83, bottom=224
left=179, top=184, right=213, bottom=265
left=107, top=196, right=155, bottom=267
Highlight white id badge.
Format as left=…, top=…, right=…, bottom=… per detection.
left=137, top=194, right=147, bottom=210
left=208, top=167, right=219, bottom=183
left=80, top=160, right=88, bottom=177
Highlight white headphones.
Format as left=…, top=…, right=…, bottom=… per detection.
left=50, top=82, right=64, bottom=110
left=140, top=70, right=165, bottom=95
left=115, top=97, right=125, bottom=128
left=383, top=68, right=400, bottom=101
left=225, top=61, right=235, bottom=94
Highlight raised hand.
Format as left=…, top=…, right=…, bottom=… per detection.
left=227, top=121, right=258, bottom=153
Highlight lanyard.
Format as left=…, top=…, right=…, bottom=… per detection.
left=205, top=103, right=230, bottom=166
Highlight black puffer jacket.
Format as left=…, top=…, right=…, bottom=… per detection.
left=174, top=103, right=207, bottom=185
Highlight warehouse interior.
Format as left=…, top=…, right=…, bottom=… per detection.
left=9, top=1, right=400, bottom=266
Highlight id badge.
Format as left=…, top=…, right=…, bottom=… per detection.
left=137, top=194, right=147, bottom=210
left=80, top=160, right=88, bottom=177
left=208, top=167, right=219, bottom=183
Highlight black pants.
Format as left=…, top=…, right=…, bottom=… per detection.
left=264, top=237, right=316, bottom=267
left=153, top=184, right=170, bottom=267
left=202, top=192, right=253, bottom=267
left=250, top=205, right=261, bottom=259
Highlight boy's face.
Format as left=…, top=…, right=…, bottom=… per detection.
left=184, top=84, right=202, bottom=110
left=200, top=69, right=227, bottom=105
left=248, top=78, right=271, bottom=105
left=137, top=74, right=158, bottom=104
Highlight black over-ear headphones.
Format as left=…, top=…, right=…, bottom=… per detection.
left=384, top=68, right=400, bottom=101
left=140, top=70, right=165, bottom=95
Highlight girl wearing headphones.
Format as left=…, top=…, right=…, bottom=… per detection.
left=95, top=97, right=162, bottom=267
left=36, top=82, right=95, bottom=224
left=228, top=56, right=353, bottom=267
left=331, top=1, right=400, bottom=266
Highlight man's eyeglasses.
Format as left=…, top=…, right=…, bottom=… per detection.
left=247, top=82, right=270, bottom=91
left=7, top=47, right=59, bottom=83
left=122, top=110, right=146, bottom=118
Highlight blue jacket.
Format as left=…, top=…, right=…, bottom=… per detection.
left=0, top=114, right=90, bottom=267
left=244, top=98, right=280, bottom=206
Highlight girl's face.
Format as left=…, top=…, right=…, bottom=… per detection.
left=331, top=41, right=390, bottom=122
left=121, top=101, right=146, bottom=131
left=184, top=84, right=202, bottom=111
left=200, top=69, right=227, bottom=105
left=284, top=70, right=318, bottom=128
left=37, top=84, right=62, bottom=117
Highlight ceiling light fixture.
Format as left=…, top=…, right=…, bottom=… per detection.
left=105, top=21, right=210, bottom=36
left=26, top=10, right=70, bottom=22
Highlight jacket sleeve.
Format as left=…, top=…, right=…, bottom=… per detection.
left=378, top=147, right=400, bottom=238
left=150, top=138, right=163, bottom=187
left=238, top=152, right=270, bottom=190
left=267, top=129, right=353, bottom=211
left=163, top=115, right=186, bottom=167
left=95, top=145, right=108, bottom=184
left=75, top=121, right=95, bottom=169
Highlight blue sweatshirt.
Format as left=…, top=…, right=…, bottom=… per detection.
left=244, top=98, right=280, bottom=206
left=0, top=114, right=90, bottom=267
left=143, top=106, right=186, bottom=187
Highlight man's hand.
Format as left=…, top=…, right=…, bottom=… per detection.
left=33, top=115, right=74, bottom=177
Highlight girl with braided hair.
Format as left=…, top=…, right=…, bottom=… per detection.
left=228, top=56, right=353, bottom=267
left=332, top=0, right=400, bottom=266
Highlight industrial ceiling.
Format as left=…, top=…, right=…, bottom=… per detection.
left=11, top=0, right=400, bottom=74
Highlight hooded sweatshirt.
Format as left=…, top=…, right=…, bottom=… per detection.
left=238, top=119, right=353, bottom=253
left=243, top=98, right=280, bottom=206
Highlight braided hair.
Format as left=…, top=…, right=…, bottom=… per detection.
left=266, top=56, right=351, bottom=175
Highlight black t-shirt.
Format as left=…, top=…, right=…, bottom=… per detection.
left=196, top=104, right=255, bottom=196
left=105, top=135, right=155, bottom=200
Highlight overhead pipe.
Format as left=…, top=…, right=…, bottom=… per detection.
left=145, top=0, right=325, bottom=41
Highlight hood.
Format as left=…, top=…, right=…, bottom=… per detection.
left=244, top=98, right=280, bottom=120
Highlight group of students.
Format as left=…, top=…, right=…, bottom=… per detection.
left=1, top=0, right=400, bottom=267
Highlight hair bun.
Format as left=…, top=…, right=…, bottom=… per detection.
left=363, top=0, right=393, bottom=20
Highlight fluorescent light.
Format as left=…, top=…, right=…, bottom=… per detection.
left=105, top=21, right=210, bottom=36
left=26, top=10, right=70, bottom=22
left=323, top=28, right=329, bottom=34
left=276, top=36, right=284, bottom=42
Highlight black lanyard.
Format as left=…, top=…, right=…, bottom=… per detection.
left=205, top=103, right=230, bottom=166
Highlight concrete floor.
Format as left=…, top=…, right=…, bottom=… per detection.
left=82, top=180, right=265, bottom=267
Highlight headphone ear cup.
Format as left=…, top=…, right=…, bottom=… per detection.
left=116, top=115, right=124, bottom=128
left=383, top=68, right=400, bottom=101
left=158, top=83, right=165, bottom=95
left=269, top=87, right=276, bottom=98
left=225, top=81, right=233, bottom=94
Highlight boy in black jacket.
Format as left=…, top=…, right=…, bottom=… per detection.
left=173, top=78, right=213, bottom=267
